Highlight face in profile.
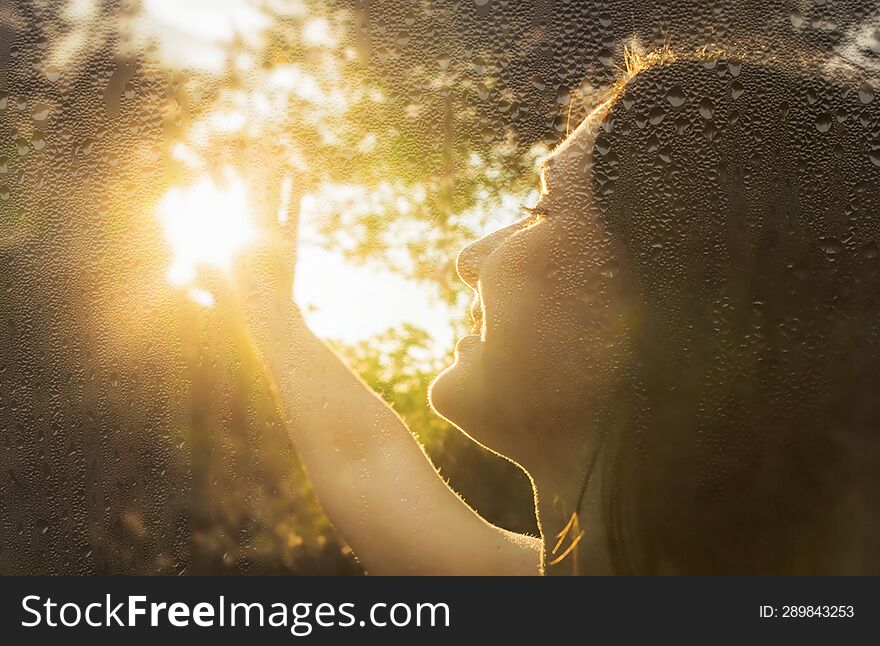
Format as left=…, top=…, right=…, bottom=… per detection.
left=430, top=56, right=880, bottom=574
left=429, top=101, right=637, bottom=476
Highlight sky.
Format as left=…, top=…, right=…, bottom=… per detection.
left=294, top=243, right=457, bottom=355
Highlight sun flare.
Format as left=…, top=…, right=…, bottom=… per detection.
left=159, top=169, right=256, bottom=295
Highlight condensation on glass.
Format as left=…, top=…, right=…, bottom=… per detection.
left=0, top=0, right=878, bottom=574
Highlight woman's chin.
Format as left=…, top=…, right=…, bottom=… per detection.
left=428, top=335, right=483, bottom=428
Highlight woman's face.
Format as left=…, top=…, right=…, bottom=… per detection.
left=429, top=103, right=637, bottom=472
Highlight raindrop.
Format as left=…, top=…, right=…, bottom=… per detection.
left=648, top=106, right=666, bottom=125
left=32, top=131, right=46, bottom=151
left=814, top=113, right=832, bottom=133
left=666, top=85, right=685, bottom=107
left=730, top=80, right=744, bottom=99
left=858, top=82, right=874, bottom=105
left=819, top=238, right=843, bottom=260
left=556, top=85, right=570, bottom=105
left=703, top=122, right=719, bottom=142
left=31, top=103, right=50, bottom=121
left=674, top=115, right=690, bottom=134
left=698, top=97, right=715, bottom=120
left=600, top=259, right=620, bottom=278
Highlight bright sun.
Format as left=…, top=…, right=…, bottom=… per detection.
left=157, top=170, right=456, bottom=354
left=159, top=168, right=256, bottom=301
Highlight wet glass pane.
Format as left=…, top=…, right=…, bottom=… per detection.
left=2, top=1, right=879, bottom=575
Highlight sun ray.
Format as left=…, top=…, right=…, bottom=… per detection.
left=158, top=169, right=256, bottom=299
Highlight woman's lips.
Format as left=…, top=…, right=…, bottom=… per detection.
left=456, top=290, right=483, bottom=355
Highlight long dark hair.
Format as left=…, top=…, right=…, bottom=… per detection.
left=590, top=52, right=880, bottom=574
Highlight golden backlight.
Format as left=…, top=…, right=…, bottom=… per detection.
left=159, top=169, right=256, bottom=304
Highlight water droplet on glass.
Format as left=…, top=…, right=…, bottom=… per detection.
left=699, top=97, right=715, bottom=120
left=648, top=106, right=666, bottom=125
left=666, top=85, right=685, bottom=107
left=730, top=80, right=744, bottom=99
left=31, top=103, right=50, bottom=121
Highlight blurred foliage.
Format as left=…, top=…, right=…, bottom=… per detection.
left=1, top=0, right=542, bottom=574
left=3, top=0, right=877, bottom=574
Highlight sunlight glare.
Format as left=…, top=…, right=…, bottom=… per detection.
left=137, top=0, right=271, bottom=72
left=159, top=170, right=256, bottom=293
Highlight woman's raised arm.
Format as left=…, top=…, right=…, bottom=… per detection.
left=266, top=308, right=541, bottom=575
left=229, top=235, right=541, bottom=576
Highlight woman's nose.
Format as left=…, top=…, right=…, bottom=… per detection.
left=456, top=219, right=526, bottom=288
